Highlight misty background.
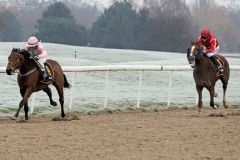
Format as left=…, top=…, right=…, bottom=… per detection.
left=0, top=0, right=240, bottom=53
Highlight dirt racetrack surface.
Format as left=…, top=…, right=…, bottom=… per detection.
left=0, top=107, right=240, bottom=160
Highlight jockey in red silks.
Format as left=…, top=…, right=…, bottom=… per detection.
left=26, top=36, right=52, bottom=81
left=198, top=28, right=223, bottom=73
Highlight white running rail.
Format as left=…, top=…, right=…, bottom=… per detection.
left=1, top=65, right=240, bottom=113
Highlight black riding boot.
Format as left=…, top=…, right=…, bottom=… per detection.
left=209, top=55, right=223, bottom=73
left=40, top=68, right=52, bottom=81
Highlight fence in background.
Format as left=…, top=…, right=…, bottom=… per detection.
left=1, top=65, right=240, bottom=113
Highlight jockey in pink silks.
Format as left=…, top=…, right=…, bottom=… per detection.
left=26, top=36, right=52, bottom=81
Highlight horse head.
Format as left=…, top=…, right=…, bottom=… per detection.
left=6, top=48, right=30, bottom=75
left=187, top=41, right=204, bottom=65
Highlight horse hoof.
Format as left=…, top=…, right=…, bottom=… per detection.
left=198, top=109, right=201, bottom=114
left=214, top=92, right=218, bottom=97
left=224, top=105, right=228, bottom=108
left=10, top=116, right=17, bottom=120
left=51, top=101, right=57, bottom=106
left=213, top=105, right=218, bottom=109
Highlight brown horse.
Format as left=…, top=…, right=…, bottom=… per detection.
left=6, top=48, right=71, bottom=121
left=187, top=41, right=230, bottom=112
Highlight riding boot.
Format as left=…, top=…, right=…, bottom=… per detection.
left=40, top=68, right=52, bottom=81
left=209, top=55, right=223, bottom=73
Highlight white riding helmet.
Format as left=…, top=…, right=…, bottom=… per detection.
left=27, top=36, right=39, bottom=47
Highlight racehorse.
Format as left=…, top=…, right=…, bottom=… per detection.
left=6, top=48, right=71, bottom=121
left=187, top=41, right=230, bottom=112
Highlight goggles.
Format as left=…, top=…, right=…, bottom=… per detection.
left=201, top=36, right=207, bottom=40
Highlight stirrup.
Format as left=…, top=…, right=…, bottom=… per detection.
left=217, top=65, right=223, bottom=72
left=42, top=76, right=52, bottom=82
left=44, top=75, right=52, bottom=80
left=216, top=69, right=223, bottom=77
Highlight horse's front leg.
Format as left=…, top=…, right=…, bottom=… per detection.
left=10, top=100, right=24, bottom=120
left=22, top=88, right=33, bottom=121
left=209, top=86, right=217, bottom=109
left=196, top=85, right=203, bottom=113
left=11, top=89, right=26, bottom=120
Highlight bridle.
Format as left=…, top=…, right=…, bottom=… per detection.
left=7, top=52, right=24, bottom=71
left=187, top=44, right=203, bottom=64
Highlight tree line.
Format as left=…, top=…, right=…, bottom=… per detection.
left=0, top=0, right=239, bottom=53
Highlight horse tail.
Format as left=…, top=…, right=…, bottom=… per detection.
left=64, top=74, right=71, bottom=88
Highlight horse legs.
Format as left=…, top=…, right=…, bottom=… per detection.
left=220, top=78, right=228, bottom=108
left=43, top=87, right=57, bottom=106
left=208, top=86, right=217, bottom=109
left=54, top=85, right=65, bottom=118
left=11, top=89, right=25, bottom=119
left=21, top=88, right=33, bottom=120
left=196, top=85, right=203, bottom=112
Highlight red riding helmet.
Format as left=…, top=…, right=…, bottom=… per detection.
left=201, top=28, right=210, bottom=38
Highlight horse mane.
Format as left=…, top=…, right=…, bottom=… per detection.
left=19, top=49, right=31, bottom=58
left=12, top=48, right=20, bottom=53
left=11, top=48, right=31, bottom=59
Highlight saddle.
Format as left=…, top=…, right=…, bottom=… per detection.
left=216, top=55, right=224, bottom=67
left=212, top=55, right=224, bottom=77
left=40, top=62, right=54, bottom=84
left=208, top=55, right=224, bottom=68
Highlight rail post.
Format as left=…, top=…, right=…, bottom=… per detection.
left=104, top=71, right=110, bottom=108
left=167, top=71, right=173, bottom=106
left=69, top=72, right=76, bottom=110
left=137, top=70, right=143, bottom=108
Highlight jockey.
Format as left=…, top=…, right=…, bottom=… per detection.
left=26, top=36, right=52, bottom=81
left=198, top=28, right=223, bottom=73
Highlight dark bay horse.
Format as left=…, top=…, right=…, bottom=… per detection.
left=6, top=48, right=71, bottom=121
left=187, top=41, right=230, bottom=112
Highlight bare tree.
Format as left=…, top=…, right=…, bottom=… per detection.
left=191, top=3, right=240, bottom=52
left=140, top=0, right=197, bottom=52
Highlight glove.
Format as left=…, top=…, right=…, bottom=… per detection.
left=33, top=56, right=40, bottom=60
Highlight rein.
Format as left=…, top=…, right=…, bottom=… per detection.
left=9, top=51, right=36, bottom=77
left=195, top=48, right=202, bottom=60
left=18, top=68, right=37, bottom=77
left=188, top=45, right=203, bottom=61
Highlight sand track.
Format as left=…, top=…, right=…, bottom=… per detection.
left=0, top=107, right=240, bottom=160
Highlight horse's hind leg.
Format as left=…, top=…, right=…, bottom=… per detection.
left=54, top=84, right=65, bottom=118
left=196, top=85, right=203, bottom=113
left=24, top=101, right=29, bottom=121
left=220, top=78, right=228, bottom=108
left=43, top=87, right=57, bottom=106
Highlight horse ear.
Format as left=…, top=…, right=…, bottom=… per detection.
left=191, top=41, right=197, bottom=45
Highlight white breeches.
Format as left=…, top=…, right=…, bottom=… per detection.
left=37, top=58, right=47, bottom=68
left=206, top=46, right=219, bottom=57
